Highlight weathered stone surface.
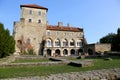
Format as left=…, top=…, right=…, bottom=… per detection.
left=2, top=68, right=120, bottom=80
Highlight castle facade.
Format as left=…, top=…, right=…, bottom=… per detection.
left=13, top=4, right=84, bottom=56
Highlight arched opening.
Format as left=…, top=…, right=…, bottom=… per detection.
left=62, top=39, right=68, bottom=47
left=78, top=49, right=84, bottom=55
left=70, top=49, right=75, bottom=55
left=47, top=49, right=51, bottom=56
left=55, top=39, right=60, bottom=47
left=46, top=39, right=52, bottom=47
left=88, top=49, right=93, bottom=55
left=55, top=49, right=60, bottom=56
left=63, top=49, right=68, bottom=56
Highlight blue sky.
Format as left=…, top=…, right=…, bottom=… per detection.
left=0, top=0, right=120, bottom=44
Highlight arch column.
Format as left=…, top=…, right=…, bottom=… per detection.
left=51, top=49, right=55, bottom=56
left=68, top=49, right=70, bottom=56
left=60, top=49, right=64, bottom=56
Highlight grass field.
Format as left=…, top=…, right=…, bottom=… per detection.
left=0, top=56, right=120, bottom=79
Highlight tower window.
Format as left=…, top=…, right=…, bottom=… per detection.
left=38, top=11, right=41, bottom=16
left=29, top=10, right=32, bottom=15
left=28, top=19, right=32, bottom=23
left=38, top=19, right=41, bottom=23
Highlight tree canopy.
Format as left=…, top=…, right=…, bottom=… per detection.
left=0, top=23, right=15, bottom=58
left=100, top=28, right=120, bottom=51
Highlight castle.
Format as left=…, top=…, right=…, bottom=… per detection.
left=13, top=4, right=84, bottom=56
left=13, top=4, right=111, bottom=56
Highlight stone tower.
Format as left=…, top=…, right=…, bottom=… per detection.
left=14, top=4, right=48, bottom=55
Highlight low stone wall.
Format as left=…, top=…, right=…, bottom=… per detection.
left=0, top=56, right=94, bottom=68
left=2, top=68, right=120, bottom=80
left=0, top=62, right=68, bottom=68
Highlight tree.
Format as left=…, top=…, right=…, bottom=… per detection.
left=100, top=28, right=120, bottom=51
left=116, top=28, right=120, bottom=51
left=100, top=33, right=116, bottom=43
left=0, top=23, right=15, bottom=58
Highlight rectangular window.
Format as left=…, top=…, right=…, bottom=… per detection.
left=38, top=11, right=41, bottom=16
left=47, top=31, right=50, bottom=35
left=78, top=33, right=83, bottom=37
left=29, top=10, right=32, bottom=15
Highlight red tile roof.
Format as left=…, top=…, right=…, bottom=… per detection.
left=20, top=4, right=48, bottom=11
left=47, top=25, right=83, bottom=32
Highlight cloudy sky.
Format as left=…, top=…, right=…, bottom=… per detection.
left=0, top=0, right=120, bottom=43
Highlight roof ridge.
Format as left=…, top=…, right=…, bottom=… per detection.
left=47, top=25, right=83, bottom=32
left=20, top=4, right=48, bottom=10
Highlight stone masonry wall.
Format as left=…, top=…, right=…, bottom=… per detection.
left=95, top=44, right=111, bottom=52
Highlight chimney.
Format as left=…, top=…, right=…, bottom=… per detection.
left=58, top=22, right=63, bottom=27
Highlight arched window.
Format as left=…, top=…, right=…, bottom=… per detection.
left=70, top=39, right=75, bottom=46
left=63, top=39, right=68, bottom=47
left=47, top=39, right=52, bottom=47
left=55, top=39, right=60, bottom=47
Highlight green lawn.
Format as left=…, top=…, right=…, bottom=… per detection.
left=0, top=56, right=120, bottom=79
